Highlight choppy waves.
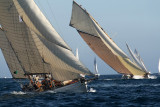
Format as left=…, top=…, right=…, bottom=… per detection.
left=11, top=91, right=26, bottom=95
left=1, top=74, right=160, bottom=106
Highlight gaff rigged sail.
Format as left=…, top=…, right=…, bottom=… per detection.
left=70, top=1, right=148, bottom=76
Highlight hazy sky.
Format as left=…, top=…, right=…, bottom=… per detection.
left=0, top=0, right=160, bottom=78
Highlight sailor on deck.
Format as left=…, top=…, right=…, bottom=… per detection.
left=42, top=75, right=51, bottom=90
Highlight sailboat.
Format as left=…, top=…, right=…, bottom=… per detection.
left=126, top=44, right=151, bottom=79
left=158, top=59, right=160, bottom=73
left=94, top=58, right=100, bottom=77
left=70, top=1, right=150, bottom=79
left=0, top=0, right=96, bottom=92
left=75, top=48, right=79, bottom=60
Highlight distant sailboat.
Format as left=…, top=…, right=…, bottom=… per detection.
left=0, top=0, right=96, bottom=92
left=94, top=58, right=100, bottom=77
left=159, top=58, right=160, bottom=73
left=126, top=44, right=148, bottom=73
left=75, top=48, right=79, bottom=60
left=70, top=1, right=150, bottom=79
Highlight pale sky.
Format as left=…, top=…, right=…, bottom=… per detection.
left=0, top=0, right=160, bottom=78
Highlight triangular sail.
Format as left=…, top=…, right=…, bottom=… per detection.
left=159, top=58, right=160, bottom=73
left=134, top=49, right=141, bottom=61
left=0, top=29, right=25, bottom=78
left=0, top=0, right=93, bottom=80
left=134, top=49, right=148, bottom=71
left=94, top=57, right=99, bottom=75
left=70, top=1, right=148, bottom=76
left=126, top=44, right=148, bottom=72
left=76, top=48, right=79, bottom=60
left=0, top=0, right=50, bottom=76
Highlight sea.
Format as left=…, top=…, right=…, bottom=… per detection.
left=0, top=74, right=160, bottom=107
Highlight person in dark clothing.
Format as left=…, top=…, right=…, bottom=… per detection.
left=42, top=75, right=51, bottom=90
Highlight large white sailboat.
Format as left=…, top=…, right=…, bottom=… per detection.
left=70, top=1, right=150, bottom=79
left=0, top=0, right=97, bottom=92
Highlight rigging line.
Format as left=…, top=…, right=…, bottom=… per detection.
left=46, top=0, right=64, bottom=37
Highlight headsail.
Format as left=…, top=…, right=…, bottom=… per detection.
left=134, top=49, right=148, bottom=71
left=0, top=0, right=49, bottom=77
left=70, top=1, right=148, bottom=76
left=126, top=44, right=148, bottom=72
left=0, top=0, right=93, bottom=81
left=134, top=49, right=141, bottom=61
left=0, top=29, right=25, bottom=78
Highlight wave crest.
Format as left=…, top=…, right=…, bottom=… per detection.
left=11, top=91, right=26, bottom=95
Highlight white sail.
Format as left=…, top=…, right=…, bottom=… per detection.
left=76, top=48, right=79, bottom=60
left=159, top=58, right=160, bottom=73
left=139, top=58, right=148, bottom=72
left=0, top=0, right=93, bottom=80
left=31, top=30, right=93, bottom=81
left=13, top=0, right=70, bottom=50
left=94, top=57, right=99, bottom=76
left=126, top=44, right=147, bottom=72
left=70, top=1, right=147, bottom=76
left=134, top=49, right=148, bottom=72
left=134, top=49, right=141, bottom=61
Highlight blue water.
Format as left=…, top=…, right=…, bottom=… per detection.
left=0, top=74, right=160, bottom=107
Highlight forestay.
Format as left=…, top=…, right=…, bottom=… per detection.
left=70, top=1, right=148, bottom=76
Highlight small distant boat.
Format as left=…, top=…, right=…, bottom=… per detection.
left=75, top=48, right=79, bottom=60
left=94, top=57, right=100, bottom=77
left=70, top=1, right=150, bottom=79
left=159, top=58, right=160, bottom=73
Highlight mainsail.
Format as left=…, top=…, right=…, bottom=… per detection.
left=0, top=0, right=93, bottom=81
left=70, top=1, right=148, bottom=76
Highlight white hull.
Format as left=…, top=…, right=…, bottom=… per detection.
left=122, top=75, right=157, bottom=79
left=133, top=75, right=157, bottom=79
left=54, top=81, right=87, bottom=93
